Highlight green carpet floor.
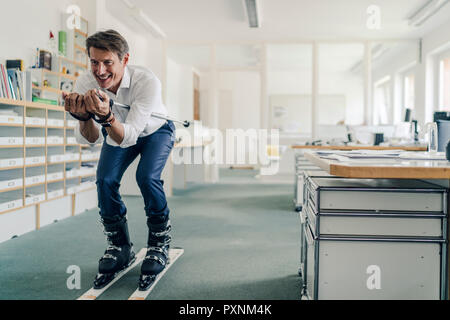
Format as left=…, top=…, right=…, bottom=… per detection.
left=0, top=169, right=302, bottom=300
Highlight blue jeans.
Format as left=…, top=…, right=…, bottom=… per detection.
left=96, top=121, right=175, bottom=222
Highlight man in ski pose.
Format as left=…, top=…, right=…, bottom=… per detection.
left=63, top=29, right=174, bottom=290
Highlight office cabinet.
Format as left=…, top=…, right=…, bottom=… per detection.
left=306, top=178, right=445, bottom=212
left=298, top=170, right=336, bottom=279
left=301, top=177, right=448, bottom=300
left=304, top=224, right=444, bottom=300
left=304, top=199, right=444, bottom=237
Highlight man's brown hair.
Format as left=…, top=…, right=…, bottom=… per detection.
left=86, top=29, right=129, bottom=60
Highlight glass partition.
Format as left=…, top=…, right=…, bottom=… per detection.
left=317, top=43, right=364, bottom=139
left=267, top=44, right=313, bottom=136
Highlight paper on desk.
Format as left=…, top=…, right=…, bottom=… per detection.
left=316, top=150, right=402, bottom=160
left=315, top=150, right=446, bottom=161
left=398, top=152, right=446, bottom=161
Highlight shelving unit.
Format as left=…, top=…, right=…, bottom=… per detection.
left=30, top=61, right=82, bottom=106
left=30, top=15, right=89, bottom=108
left=0, top=96, right=99, bottom=223
left=0, top=15, right=97, bottom=243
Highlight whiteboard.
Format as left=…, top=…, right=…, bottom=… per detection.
left=270, top=95, right=312, bottom=134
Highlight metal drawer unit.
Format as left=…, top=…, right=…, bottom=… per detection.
left=301, top=177, right=448, bottom=300
left=294, top=167, right=322, bottom=211
left=298, top=170, right=336, bottom=279
left=293, top=152, right=321, bottom=212
left=306, top=178, right=445, bottom=212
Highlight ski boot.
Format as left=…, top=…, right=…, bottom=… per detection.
left=93, top=216, right=136, bottom=289
left=138, top=215, right=171, bottom=291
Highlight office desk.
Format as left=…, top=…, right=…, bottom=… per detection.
left=300, top=150, right=449, bottom=299
left=293, top=145, right=426, bottom=210
left=303, top=151, right=450, bottom=179
left=172, top=141, right=214, bottom=189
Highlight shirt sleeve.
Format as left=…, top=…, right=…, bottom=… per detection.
left=118, top=73, right=163, bottom=148
left=74, top=121, right=104, bottom=145
left=72, top=75, right=104, bottom=145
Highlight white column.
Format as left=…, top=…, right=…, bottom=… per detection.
left=161, top=39, right=173, bottom=197
left=161, top=40, right=168, bottom=105
left=364, top=41, right=373, bottom=125
left=209, top=44, right=219, bottom=182
left=260, top=43, right=268, bottom=130
left=312, top=42, right=318, bottom=139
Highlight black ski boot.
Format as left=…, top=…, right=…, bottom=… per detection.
left=138, top=215, right=171, bottom=291
left=93, top=216, right=136, bottom=289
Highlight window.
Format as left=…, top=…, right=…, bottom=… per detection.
left=404, top=73, right=415, bottom=110
left=373, top=76, right=391, bottom=125
left=439, top=56, right=450, bottom=111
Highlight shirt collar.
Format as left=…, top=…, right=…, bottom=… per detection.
left=120, top=66, right=131, bottom=89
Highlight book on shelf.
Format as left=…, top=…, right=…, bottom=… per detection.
left=0, top=63, right=33, bottom=102
left=6, top=59, right=24, bottom=71
left=7, top=75, right=16, bottom=100
left=0, top=64, right=10, bottom=99
left=7, top=69, right=20, bottom=100
left=32, top=96, right=58, bottom=105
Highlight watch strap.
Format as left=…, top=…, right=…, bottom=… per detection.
left=69, top=112, right=92, bottom=122
left=101, top=114, right=116, bottom=127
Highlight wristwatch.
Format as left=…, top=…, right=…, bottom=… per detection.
left=92, top=99, right=114, bottom=124
left=69, top=112, right=92, bottom=122
left=100, top=114, right=116, bottom=127
left=93, top=110, right=112, bottom=123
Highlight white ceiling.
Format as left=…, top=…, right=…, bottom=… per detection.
left=106, top=0, right=449, bottom=70
left=121, top=0, right=450, bottom=42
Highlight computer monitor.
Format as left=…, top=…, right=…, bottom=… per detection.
left=433, top=111, right=450, bottom=122
left=404, top=108, right=412, bottom=122
left=437, top=120, right=450, bottom=152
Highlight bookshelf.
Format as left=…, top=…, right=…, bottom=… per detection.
left=67, top=17, right=89, bottom=69
left=30, top=56, right=87, bottom=106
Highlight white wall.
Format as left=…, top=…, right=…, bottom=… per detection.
left=167, top=58, right=194, bottom=123
left=0, top=0, right=74, bottom=67
left=198, top=72, right=212, bottom=127
left=218, top=71, right=260, bottom=130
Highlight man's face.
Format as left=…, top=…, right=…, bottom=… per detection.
left=89, top=47, right=129, bottom=93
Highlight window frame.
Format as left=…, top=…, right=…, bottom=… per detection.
left=438, top=50, right=450, bottom=111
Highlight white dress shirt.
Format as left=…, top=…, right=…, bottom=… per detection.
left=73, top=65, right=167, bottom=148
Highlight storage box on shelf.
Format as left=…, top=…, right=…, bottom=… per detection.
left=300, top=176, right=448, bottom=300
